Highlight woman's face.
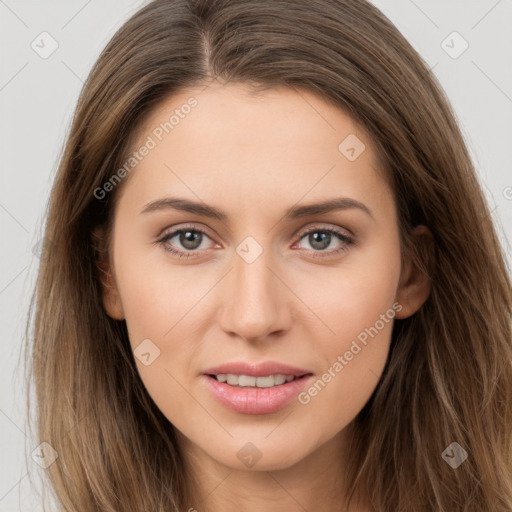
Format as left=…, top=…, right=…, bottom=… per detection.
left=99, top=82, right=428, bottom=472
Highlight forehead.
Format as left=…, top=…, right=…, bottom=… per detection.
left=137, top=82, right=371, bottom=157
left=117, top=82, right=392, bottom=221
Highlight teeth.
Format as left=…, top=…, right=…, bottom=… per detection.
left=273, top=374, right=286, bottom=385
left=256, top=375, right=275, bottom=388
left=214, top=374, right=298, bottom=387
left=238, top=375, right=256, bottom=386
left=226, top=374, right=238, bottom=385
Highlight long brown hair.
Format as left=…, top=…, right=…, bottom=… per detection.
left=25, top=0, right=512, bottom=510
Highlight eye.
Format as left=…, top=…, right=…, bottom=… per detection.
left=156, top=223, right=354, bottom=259
left=294, top=226, right=354, bottom=259
left=156, top=224, right=216, bottom=259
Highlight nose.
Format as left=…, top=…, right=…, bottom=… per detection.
left=218, top=246, right=292, bottom=343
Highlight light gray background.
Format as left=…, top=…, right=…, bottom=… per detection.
left=1, top=1, right=511, bottom=510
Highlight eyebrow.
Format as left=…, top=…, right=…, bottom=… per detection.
left=140, top=196, right=373, bottom=221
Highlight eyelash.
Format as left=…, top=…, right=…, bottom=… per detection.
left=155, top=223, right=354, bottom=260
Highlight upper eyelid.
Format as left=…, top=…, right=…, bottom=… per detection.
left=296, top=223, right=353, bottom=238
left=158, top=222, right=216, bottom=241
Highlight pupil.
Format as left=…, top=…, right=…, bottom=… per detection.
left=310, top=232, right=330, bottom=250
left=181, top=230, right=201, bottom=250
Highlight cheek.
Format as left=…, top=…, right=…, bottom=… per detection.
left=112, top=249, right=220, bottom=422
left=113, top=234, right=210, bottom=346
left=297, top=229, right=402, bottom=352
left=113, top=255, right=210, bottom=420
left=291, top=233, right=401, bottom=419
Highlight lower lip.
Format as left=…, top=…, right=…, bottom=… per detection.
left=203, top=374, right=313, bottom=414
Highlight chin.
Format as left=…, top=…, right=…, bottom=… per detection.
left=208, top=437, right=312, bottom=472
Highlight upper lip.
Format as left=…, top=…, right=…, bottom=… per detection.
left=203, top=361, right=312, bottom=378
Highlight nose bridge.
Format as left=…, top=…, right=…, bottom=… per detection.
left=219, top=236, right=288, bottom=341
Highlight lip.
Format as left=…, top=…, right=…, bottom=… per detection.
left=202, top=361, right=314, bottom=415
left=202, top=361, right=312, bottom=378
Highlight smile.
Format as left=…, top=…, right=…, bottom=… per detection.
left=211, top=373, right=300, bottom=387
left=203, top=373, right=313, bottom=414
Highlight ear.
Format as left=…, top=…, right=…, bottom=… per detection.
left=91, top=227, right=125, bottom=320
left=394, top=224, right=434, bottom=319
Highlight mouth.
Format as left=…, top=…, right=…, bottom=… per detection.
left=202, top=363, right=314, bottom=414
left=202, top=361, right=314, bottom=414
left=207, top=373, right=311, bottom=388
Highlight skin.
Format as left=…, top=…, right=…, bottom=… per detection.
left=97, top=82, right=431, bottom=512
